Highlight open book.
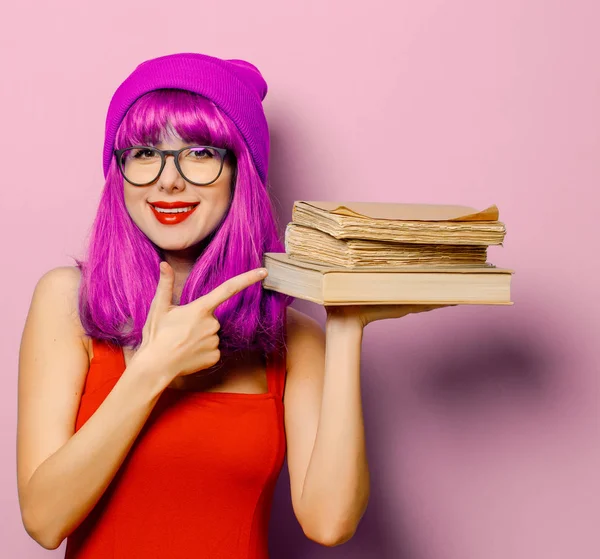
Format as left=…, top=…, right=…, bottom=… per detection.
left=291, top=201, right=506, bottom=245
left=262, top=252, right=513, bottom=306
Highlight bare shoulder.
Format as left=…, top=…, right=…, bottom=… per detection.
left=33, top=266, right=81, bottom=302
left=28, top=265, right=89, bottom=354
left=285, top=306, right=325, bottom=343
left=17, top=265, right=91, bottom=497
left=284, top=306, right=326, bottom=373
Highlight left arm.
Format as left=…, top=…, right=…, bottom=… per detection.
left=283, top=303, right=446, bottom=546
left=283, top=306, right=369, bottom=547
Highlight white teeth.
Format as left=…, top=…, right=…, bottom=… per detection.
left=153, top=205, right=196, bottom=214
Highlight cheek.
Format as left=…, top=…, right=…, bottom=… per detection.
left=123, top=188, right=147, bottom=220
left=220, top=184, right=233, bottom=205
left=203, top=188, right=233, bottom=229
left=208, top=178, right=233, bottom=207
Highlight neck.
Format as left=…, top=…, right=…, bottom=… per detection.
left=161, top=244, right=205, bottom=305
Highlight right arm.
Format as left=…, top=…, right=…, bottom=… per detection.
left=17, top=267, right=172, bottom=550
left=17, top=262, right=267, bottom=550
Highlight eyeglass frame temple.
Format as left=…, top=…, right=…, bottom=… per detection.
left=113, top=145, right=229, bottom=187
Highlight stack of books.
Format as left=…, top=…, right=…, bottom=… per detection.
left=262, top=201, right=513, bottom=306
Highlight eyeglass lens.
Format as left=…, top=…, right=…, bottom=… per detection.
left=119, top=147, right=224, bottom=185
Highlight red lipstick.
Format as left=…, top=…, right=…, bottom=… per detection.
left=149, top=201, right=199, bottom=225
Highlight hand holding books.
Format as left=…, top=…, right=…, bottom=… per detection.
left=324, top=303, right=452, bottom=328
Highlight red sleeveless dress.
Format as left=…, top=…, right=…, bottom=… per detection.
left=64, top=339, right=287, bottom=559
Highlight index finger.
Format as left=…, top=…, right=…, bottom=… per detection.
left=196, top=268, right=268, bottom=313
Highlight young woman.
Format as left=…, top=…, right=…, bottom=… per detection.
left=16, top=52, right=439, bottom=558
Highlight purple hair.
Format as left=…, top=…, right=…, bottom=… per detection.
left=76, top=89, right=293, bottom=355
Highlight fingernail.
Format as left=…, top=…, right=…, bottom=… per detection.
left=258, top=268, right=268, bottom=277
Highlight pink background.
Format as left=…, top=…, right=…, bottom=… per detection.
left=1, top=1, right=598, bottom=557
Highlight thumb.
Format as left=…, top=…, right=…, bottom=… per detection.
left=149, top=261, right=175, bottom=316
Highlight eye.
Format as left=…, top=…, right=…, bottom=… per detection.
left=186, top=147, right=217, bottom=159
left=132, top=148, right=158, bottom=159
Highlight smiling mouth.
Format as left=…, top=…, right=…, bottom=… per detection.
left=149, top=202, right=199, bottom=225
left=152, top=205, right=197, bottom=214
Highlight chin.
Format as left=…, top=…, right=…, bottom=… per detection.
left=151, top=235, right=208, bottom=252
left=129, top=211, right=221, bottom=254
left=147, top=227, right=215, bottom=255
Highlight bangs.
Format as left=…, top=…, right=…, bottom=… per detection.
left=114, top=89, right=237, bottom=151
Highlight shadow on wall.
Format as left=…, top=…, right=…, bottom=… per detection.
left=268, top=304, right=564, bottom=559
left=414, top=323, right=559, bottom=409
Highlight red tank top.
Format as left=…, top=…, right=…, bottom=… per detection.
left=65, top=338, right=287, bottom=559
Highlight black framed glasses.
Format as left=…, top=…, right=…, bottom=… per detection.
left=114, top=145, right=229, bottom=187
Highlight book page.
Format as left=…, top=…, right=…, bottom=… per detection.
left=264, top=252, right=514, bottom=274
left=300, top=201, right=499, bottom=222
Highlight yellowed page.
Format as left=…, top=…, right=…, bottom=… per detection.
left=300, top=201, right=499, bottom=222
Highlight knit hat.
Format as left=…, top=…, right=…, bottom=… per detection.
left=103, top=52, right=270, bottom=183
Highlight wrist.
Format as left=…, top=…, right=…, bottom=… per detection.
left=126, top=348, right=176, bottom=395
left=325, top=314, right=364, bottom=337
left=325, top=305, right=367, bottom=331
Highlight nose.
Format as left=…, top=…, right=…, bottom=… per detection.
left=158, top=154, right=186, bottom=192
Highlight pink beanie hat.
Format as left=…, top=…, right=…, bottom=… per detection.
left=102, top=52, right=270, bottom=183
